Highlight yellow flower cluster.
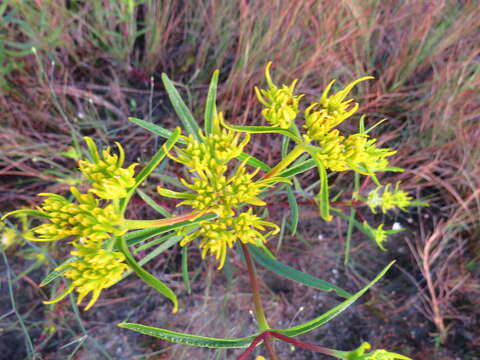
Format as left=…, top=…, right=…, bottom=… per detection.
left=46, top=239, right=129, bottom=310
left=343, top=342, right=412, bottom=360
left=173, top=117, right=250, bottom=173
left=367, top=182, right=413, bottom=214
left=180, top=209, right=279, bottom=269
left=79, top=137, right=137, bottom=199
left=255, top=62, right=303, bottom=129
left=161, top=121, right=284, bottom=268
left=4, top=138, right=137, bottom=310
left=303, top=77, right=395, bottom=175
left=30, top=188, right=123, bottom=242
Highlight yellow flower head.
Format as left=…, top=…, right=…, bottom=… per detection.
left=45, top=240, right=129, bottom=310
left=255, top=62, right=303, bottom=129
left=30, top=187, right=124, bottom=242
left=367, top=182, right=413, bottom=214
left=172, top=118, right=250, bottom=174
left=180, top=209, right=279, bottom=269
left=303, top=76, right=372, bottom=141
left=343, top=342, right=412, bottom=360
left=311, top=129, right=348, bottom=171
left=174, top=161, right=283, bottom=217
left=79, top=137, right=137, bottom=199
left=343, top=133, right=396, bottom=175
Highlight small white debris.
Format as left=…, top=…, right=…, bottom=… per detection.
left=392, top=222, right=403, bottom=230
left=318, top=234, right=324, bottom=240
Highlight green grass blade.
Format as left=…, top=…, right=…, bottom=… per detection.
left=286, top=185, right=299, bottom=236
left=273, top=261, right=395, bottom=337
left=182, top=246, right=191, bottom=294
left=161, top=73, right=200, bottom=140
left=116, top=235, right=178, bottom=313
left=249, top=246, right=351, bottom=298
left=204, top=70, right=219, bottom=135
left=118, top=323, right=256, bottom=348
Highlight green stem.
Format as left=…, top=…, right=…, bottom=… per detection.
left=123, top=211, right=203, bottom=230
left=263, top=144, right=305, bottom=180
left=241, top=243, right=269, bottom=331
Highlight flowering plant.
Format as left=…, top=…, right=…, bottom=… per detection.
left=4, top=64, right=426, bottom=359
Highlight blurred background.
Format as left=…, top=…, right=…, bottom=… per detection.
left=0, top=1, right=479, bottom=359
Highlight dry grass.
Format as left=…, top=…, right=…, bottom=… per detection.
left=1, top=0, right=479, bottom=359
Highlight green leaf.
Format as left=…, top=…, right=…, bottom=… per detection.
left=249, top=246, right=351, bottom=298
left=273, top=261, right=395, bottom=337
left=286, top=185, right=299, bottom=236
left=317, top=161, right=332, bottom=221
left=116, top=235, right=178, bottom=313
left=181, top=246, right=191, bottom=294
left=237, top=152, right=271, bottom=171
left=277, top=159, right=316, bottom=178
left=128, top=117, right=186, bottom=144
left=134, top=233, right=179, bottom=253
left=136, top=189, right=171, bottom=217
left=1, top=209, right=46, bottom=220
left=204, top=70, right=219, bottom=135
left=133, top=128, right=180, bottom=188
left=118, top=323, right=256, bottom=348
left=39, top=257, right=79, bottom=287
left=222, top=122, right=300, bottom=142
left=161, top=73, right=200, bottom=141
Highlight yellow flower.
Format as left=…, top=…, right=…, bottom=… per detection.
left=342, top=342, right=412, bottom=360
left=180, top=209, right=279, bottom=269
left=79, top=137, right=137, bottom=199
left=44, top=240, right=129, bottom=310
left=175, top=162, right=283, bottom=217
left=367, top=183, right=413, bottom=214
left=171, top=119, right=250, bottom=174
left=255, top=62, right=303, bottom=129
left=311, top=129, right=348, bottom=171
left=29, top=188, right=124, bottom=242
left=362, top=222, right=403, bottom=252
left=343, top=133, right=396, bottom=175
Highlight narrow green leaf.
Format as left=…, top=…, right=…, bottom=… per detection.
left=161, top=73, right=200, bottom=141
left=273, top=261, right=395, bottom=337
left=133, top=128, right=180, bottom=188
left=277, top=159, right=316, bottom=179
left=237, top=152, right=271, bottom=171
left=116, top=235, right=178, bottom=313
left=157, top=187, right=194, bottom=199
left=286, top=186, right=299, bottom=236
left=182, top=246, right=191, bottom=294
left=129, top=117, right=186, bottom=143
left=317, top=161, right=332, bottom=221
left=1, top=209, right=46, bottom=220
left=222, top=122, right=300, bottom=142
left=281, top=136, right=290, bottom=159
left=39, top=257, right=79, bottom=287
left=136, top=189, right=171, bottom=217
left=118, top=323, right=256, bottom=348
left=135, top=233, right=178, bottom=253
left=249, top=246, right=351, bottom=298
left=204, top=70, right=219, bottom=135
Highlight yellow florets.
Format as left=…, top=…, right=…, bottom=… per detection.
left=45, top=239, right=129, bottom=310
left=255, top=62, right=303, bottom=129
left=180, top=209, right=279, bottom=269
left=29, top=188, right=124, bottom=242
left=79, top=137, right=137, bottom=199
left=343, top=342, right=412, bottom=360
left=367, top=182, right=413, bottom=214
